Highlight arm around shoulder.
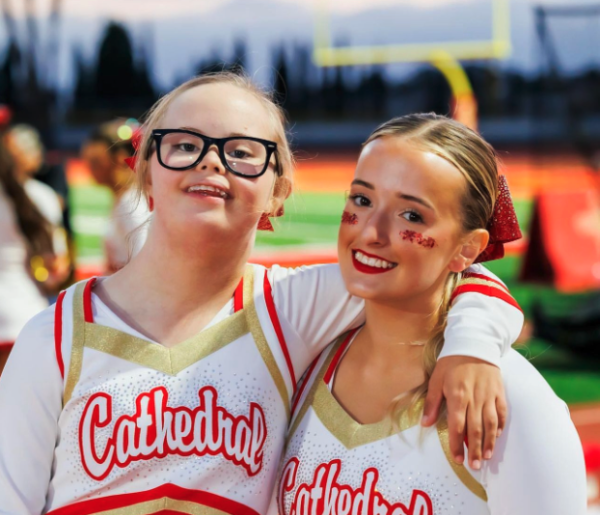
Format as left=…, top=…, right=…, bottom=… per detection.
left=0, top=305, right=64, bottom=514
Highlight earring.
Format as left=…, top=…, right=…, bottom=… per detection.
left=148, top=196, right=154, bottom=212
left=276, top=206, right=285, bottom=217
left=257, top=213, right=274, bottom=231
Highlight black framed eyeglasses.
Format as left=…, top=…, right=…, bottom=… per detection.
left=150, top=129, right=280, bottom=178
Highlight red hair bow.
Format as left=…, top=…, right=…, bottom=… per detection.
left=124, top=129, right=143, bottom=172
left=475, top=175, right=522, bottom=263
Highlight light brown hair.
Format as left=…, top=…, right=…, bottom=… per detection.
left=133, top=72, right=294, bottom=213
left=0, top=140, right=54, bottom=259
left=364, top=113, right=499, bottom=420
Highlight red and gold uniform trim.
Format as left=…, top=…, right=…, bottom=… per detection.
left=451, top=272, right=521, bottom=312
left=46, top=484, right=260, bottom=515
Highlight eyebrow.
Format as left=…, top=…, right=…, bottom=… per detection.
left=351, top=179, right=434, bottom=210
left=179, top=127, right=250, bottom=139
left=397, top=193, right=434, bottom=210
left=351, top=179, right=374, bottom=189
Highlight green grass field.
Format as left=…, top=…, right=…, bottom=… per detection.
left=70, top=185, right=600, bottom=404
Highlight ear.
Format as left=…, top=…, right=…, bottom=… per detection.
left=268, top=175, right=292, bottom=216
left=448, top=229, right=489, bottom=273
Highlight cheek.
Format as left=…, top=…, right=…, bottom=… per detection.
left=341, top=210, right=358, bottom=225
left=149, top=164, right=177, bottom=195
left=399, top=230, right=437, bottom=249
left=234, top=175, right=273, bottom=212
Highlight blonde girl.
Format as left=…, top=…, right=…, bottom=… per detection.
left=0, top=76, right=521, bottom=515
left=278, top=114, right=585, bottom=515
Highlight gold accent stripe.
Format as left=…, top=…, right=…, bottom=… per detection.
left=243, top=266, right=290, bottom=416
left=84, top=310, right=249, bottom=376
left=287, top=336, right=343, bottom=442
left=436, top=418, right=488, bottom=502
left=288, top=333, right=423, bottom=449
left=312, top=383, right=422, bottom=449
left=95, top=498, right=231, bottom=515
left=64, top=282, right=87, bottom=405
left=458, top=277, right=510, bottom=294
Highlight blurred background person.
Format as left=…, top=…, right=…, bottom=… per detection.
left=0, top=133, right=67, bottom=375
left=80, top=119, right=150, bottom=273
left=3, top=124, right=71, bottom=295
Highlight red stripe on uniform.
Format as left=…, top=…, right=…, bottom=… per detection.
left=83, top=277, right=97, bottom=323
left=46, top=483, right=261, bottom=515
left=233, top=277, right=244, bottom=313
left=263, top=272, right=297, bottom=391
left=291, top=358, right=319, bottom=416
left=323, top=329, right=359, bottom=385
left=451, top=284, right=522, bottom=312
left=54, top=291, right=66, bottom=379
left=461, top=272, right=509, bottom=292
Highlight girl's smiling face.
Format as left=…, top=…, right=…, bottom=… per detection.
left=338, top=136, right=485, bottom=309
left=147, top=82, right=283, bottom=244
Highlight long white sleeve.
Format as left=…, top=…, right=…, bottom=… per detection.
left=439, top=264, right=524, bottom=367
left=0, top=306, right=62, bottom=515
left=481, top=350, right=587, bottom=514
left=268, top=264, right=365, bottom=375
left=271, top=263, right=523, bottom=372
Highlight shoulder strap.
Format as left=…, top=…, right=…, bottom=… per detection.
left=263, top=270, right=296, bottom=392
left=63, top=279, right=93, bottom=405
left=233, top=276, right=244, bottom=313
left=243, top=265, right=291, bottom=416
left=287, top=331, right=353, bottom=441
left=54, top=290, right=67, bottom=379
left=322, top=328, right=356, bottom=385
left=82, top=277, right=97, bottom=322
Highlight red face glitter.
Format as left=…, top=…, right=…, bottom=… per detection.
left=400, top=230, right=436, bottom=249
left=341, top=211, right=358, bottom=225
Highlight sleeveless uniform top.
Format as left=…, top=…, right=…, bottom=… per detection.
left=279, top=329, right=488, bottom=515
left=278, top=330, right=589, bottom=515
left=46, top=265, right=296, bottom=515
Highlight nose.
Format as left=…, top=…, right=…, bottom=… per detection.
left=198, top=144, right=226, bottom=175
left=361, top=209, right=391, bottom=248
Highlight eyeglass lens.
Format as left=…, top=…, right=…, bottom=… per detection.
left=159, top=132, right=268, bottom=176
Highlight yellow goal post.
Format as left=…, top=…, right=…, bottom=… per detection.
left=312, top=0, right=512, bottom=129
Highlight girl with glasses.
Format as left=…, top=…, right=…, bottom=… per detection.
left=277, top=114, right=586, bottom=515
left=0, top=74, right=522, bottom=515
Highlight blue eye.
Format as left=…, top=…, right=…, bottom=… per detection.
left=402, top=210, right=424, bottom=223
left=349, top=194, right=371, bottom=207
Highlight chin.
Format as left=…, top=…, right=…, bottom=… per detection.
left=342, top=275, right=387, bottom=301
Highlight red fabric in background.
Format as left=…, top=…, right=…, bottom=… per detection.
left=521, top=189, right=600, bottom=293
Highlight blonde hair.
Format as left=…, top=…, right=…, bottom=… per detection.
left=364, top=113, right=500, bottom=421
left=133, top=71, right=294, bottom=209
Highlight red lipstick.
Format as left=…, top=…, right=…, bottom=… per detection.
left=351, top=250, right=397, bottom=275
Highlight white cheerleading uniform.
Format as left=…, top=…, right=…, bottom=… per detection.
left=278, top=330, right=587, bottom=515
left=0, top=264, right=522, bottom=515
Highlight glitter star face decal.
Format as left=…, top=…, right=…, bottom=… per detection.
left=341, top=211, right=359, bottom=225
left=400, top=230, right=436, bottom=249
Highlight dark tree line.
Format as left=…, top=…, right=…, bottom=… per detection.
left=2, top=19, right=600, bottom=138
left=71, top=23, right=156, bottom=122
